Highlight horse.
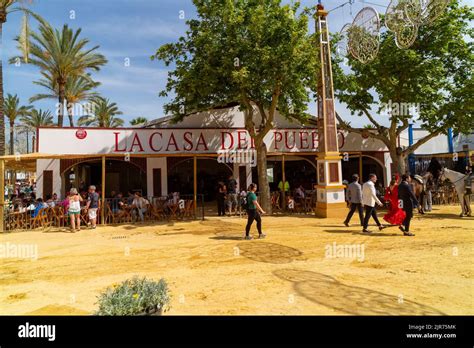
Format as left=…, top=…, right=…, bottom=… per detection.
left=439, top=168, right=473, bottom=217
left=411, top=173, right=432, bottom=214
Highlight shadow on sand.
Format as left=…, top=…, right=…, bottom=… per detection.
left=274, top=269, right=445, bottom=315
left=235, top=242, right=303, bottom=264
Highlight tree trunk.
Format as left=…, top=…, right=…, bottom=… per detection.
left=58, top=83, right=66, bottom=127
left=67, top=103, right=74, bottom=127
left=9, top=121, right=14, bottom=155
left=0, top=22, right=5, bottom=155
left=389, top=148, right=407, bottom=175
left=256, top=141, right=272, bottom=214
left=9, top=121, right=14, bottom=184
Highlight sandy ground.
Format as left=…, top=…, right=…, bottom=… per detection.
left=1, top=205, right=472, bottom=315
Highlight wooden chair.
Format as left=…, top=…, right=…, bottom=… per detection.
left=52, top=206, right=67, bottom=228
left=30, top=208, right=48, bottom=229
left=183, top=200, right=195, bottom=219
left=105, top=202, right=115, bottom=224
left=148, top=203, right=163, bottom=221
left=271, top=193, right=281, bottom=211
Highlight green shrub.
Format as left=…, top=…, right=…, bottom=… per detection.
left=95, top=276, right=171, bottom=315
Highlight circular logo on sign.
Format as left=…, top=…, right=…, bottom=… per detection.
left=75, top=129, right=87, bottom=140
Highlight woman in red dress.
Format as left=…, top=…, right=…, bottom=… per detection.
left=383, top=174, right=406, bottom=226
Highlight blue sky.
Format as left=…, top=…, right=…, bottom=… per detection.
left=4, top=0, right=473, bottom=127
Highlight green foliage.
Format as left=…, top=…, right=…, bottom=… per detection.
left=19, top=108, right=54, bottom=129
left=95, top=277, right=171, bottom=316
left=152, top=0, right=318, bottom=129
left=30, top=74, right=100, bottom=104
left=333, top=0, right=473, bottom=138
left=129, top=117, right=148, bottom=126
left=4, top=94, right=32, bottom=125
left=78, top=97, right=124, bottom=128
left=11, top=14, right=107, bottom=126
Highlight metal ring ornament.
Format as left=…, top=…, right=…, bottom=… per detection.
left=348, top=7, right=380, bottom=63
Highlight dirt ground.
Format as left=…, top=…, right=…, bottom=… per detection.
left=1, top=205, right=472, bottom=315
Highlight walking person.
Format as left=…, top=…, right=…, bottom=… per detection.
left=383, top=174, right=406, bottom=228
left=226, top=175, right=238, bottom=216
left=244, top=183, right=266, bottom=240
left=398, top=174, right=419, bottom=236
left=85, top=185, right=99, bottom=229
left=217, top=181, right=227, bottom=216
left=362, top=174, right=385, bottom=233
left=344, top=174, right=364, bottom=227
left=68, top=188, right=83, bottom=232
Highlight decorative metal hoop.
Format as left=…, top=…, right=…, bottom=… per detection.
left=348, top=7, right=380, bottom=64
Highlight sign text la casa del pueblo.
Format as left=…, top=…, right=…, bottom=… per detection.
left=37, top=128, right=346, bottom=155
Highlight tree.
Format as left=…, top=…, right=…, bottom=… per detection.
left=13, top=16, right=107, bottom=127
left=332, top=0, right=473, bottom=174
left=153, top=0, right=318, bottom=212
left=0, top=0, right=36, bottom=154
left=129, top=117, right=148, bottom=126
left=78, top=97, right=124, bottom=128
left=20, top=108, right=53, bottom=128
left=4, top=93, right=31, bottom=154
left=30, top=73, right=100, bottom=127
left=19, top=108, right=53, bottom=152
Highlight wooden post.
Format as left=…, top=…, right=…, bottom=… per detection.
left=101, top=156, right=106, bottom=225
left=282, top=155, right=286, bottom=211
left=193, top=156, right=197, bottom=213
left=0, top=159, right=4, bottom=232
left=359, top=154, right=363, bottom=182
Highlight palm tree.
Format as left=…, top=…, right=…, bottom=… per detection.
left=129, top=117, right=148, bottom=126
left=19, top=108, right=53, bottom=152
left=4, top=93, right=31, bottom=154
left=30, top=73, right=100, bottom=127
left=78, top=97, right=124, bottom=128
left=0, top=0, right=36, bottom=154
left=13, top=17, right=107, bottom=127
left=20, top=108, right=53, bottom=128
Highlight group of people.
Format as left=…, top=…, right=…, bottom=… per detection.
left=344, top=173, right=419, bottom=236
left=216, top=175, right=240, bottom=216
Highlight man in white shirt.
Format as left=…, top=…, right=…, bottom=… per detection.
left=132, top=192, right=150, bottom=222
left=362, top=173, right=385, bottom=233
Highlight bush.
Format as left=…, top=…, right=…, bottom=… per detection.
left=95, top=276, right=171, bottom=315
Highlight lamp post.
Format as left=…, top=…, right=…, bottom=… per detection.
left=314, top=1, right=346, bottom=218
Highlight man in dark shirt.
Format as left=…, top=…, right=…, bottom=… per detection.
left=227, top=175, right=238, bottom=216
left=85, top=185, right=100, bottom=229
left=398, top=174, right=419, bottom=236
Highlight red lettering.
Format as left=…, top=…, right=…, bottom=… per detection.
left=183, top=131, right=193, bottom=151
left=299, top=131, right=309, bottom=150
left=196, top=133, right=208, bottom=151
left=221, top=131, right=234, bottom=150
left=312, top=132, right=318, bottom=149
left=285, top=131, right=296, bottom=150
left=129, top=133, right=144, bottom=152
left=149, top=132, right=163, bottom=152
left=114, top=132, right=126, bottom=152
left=274, top=131, right=283, bottom=151
left=237, top=130, right=248, bottom=150
left=166, top=133, right=179, bottom=152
